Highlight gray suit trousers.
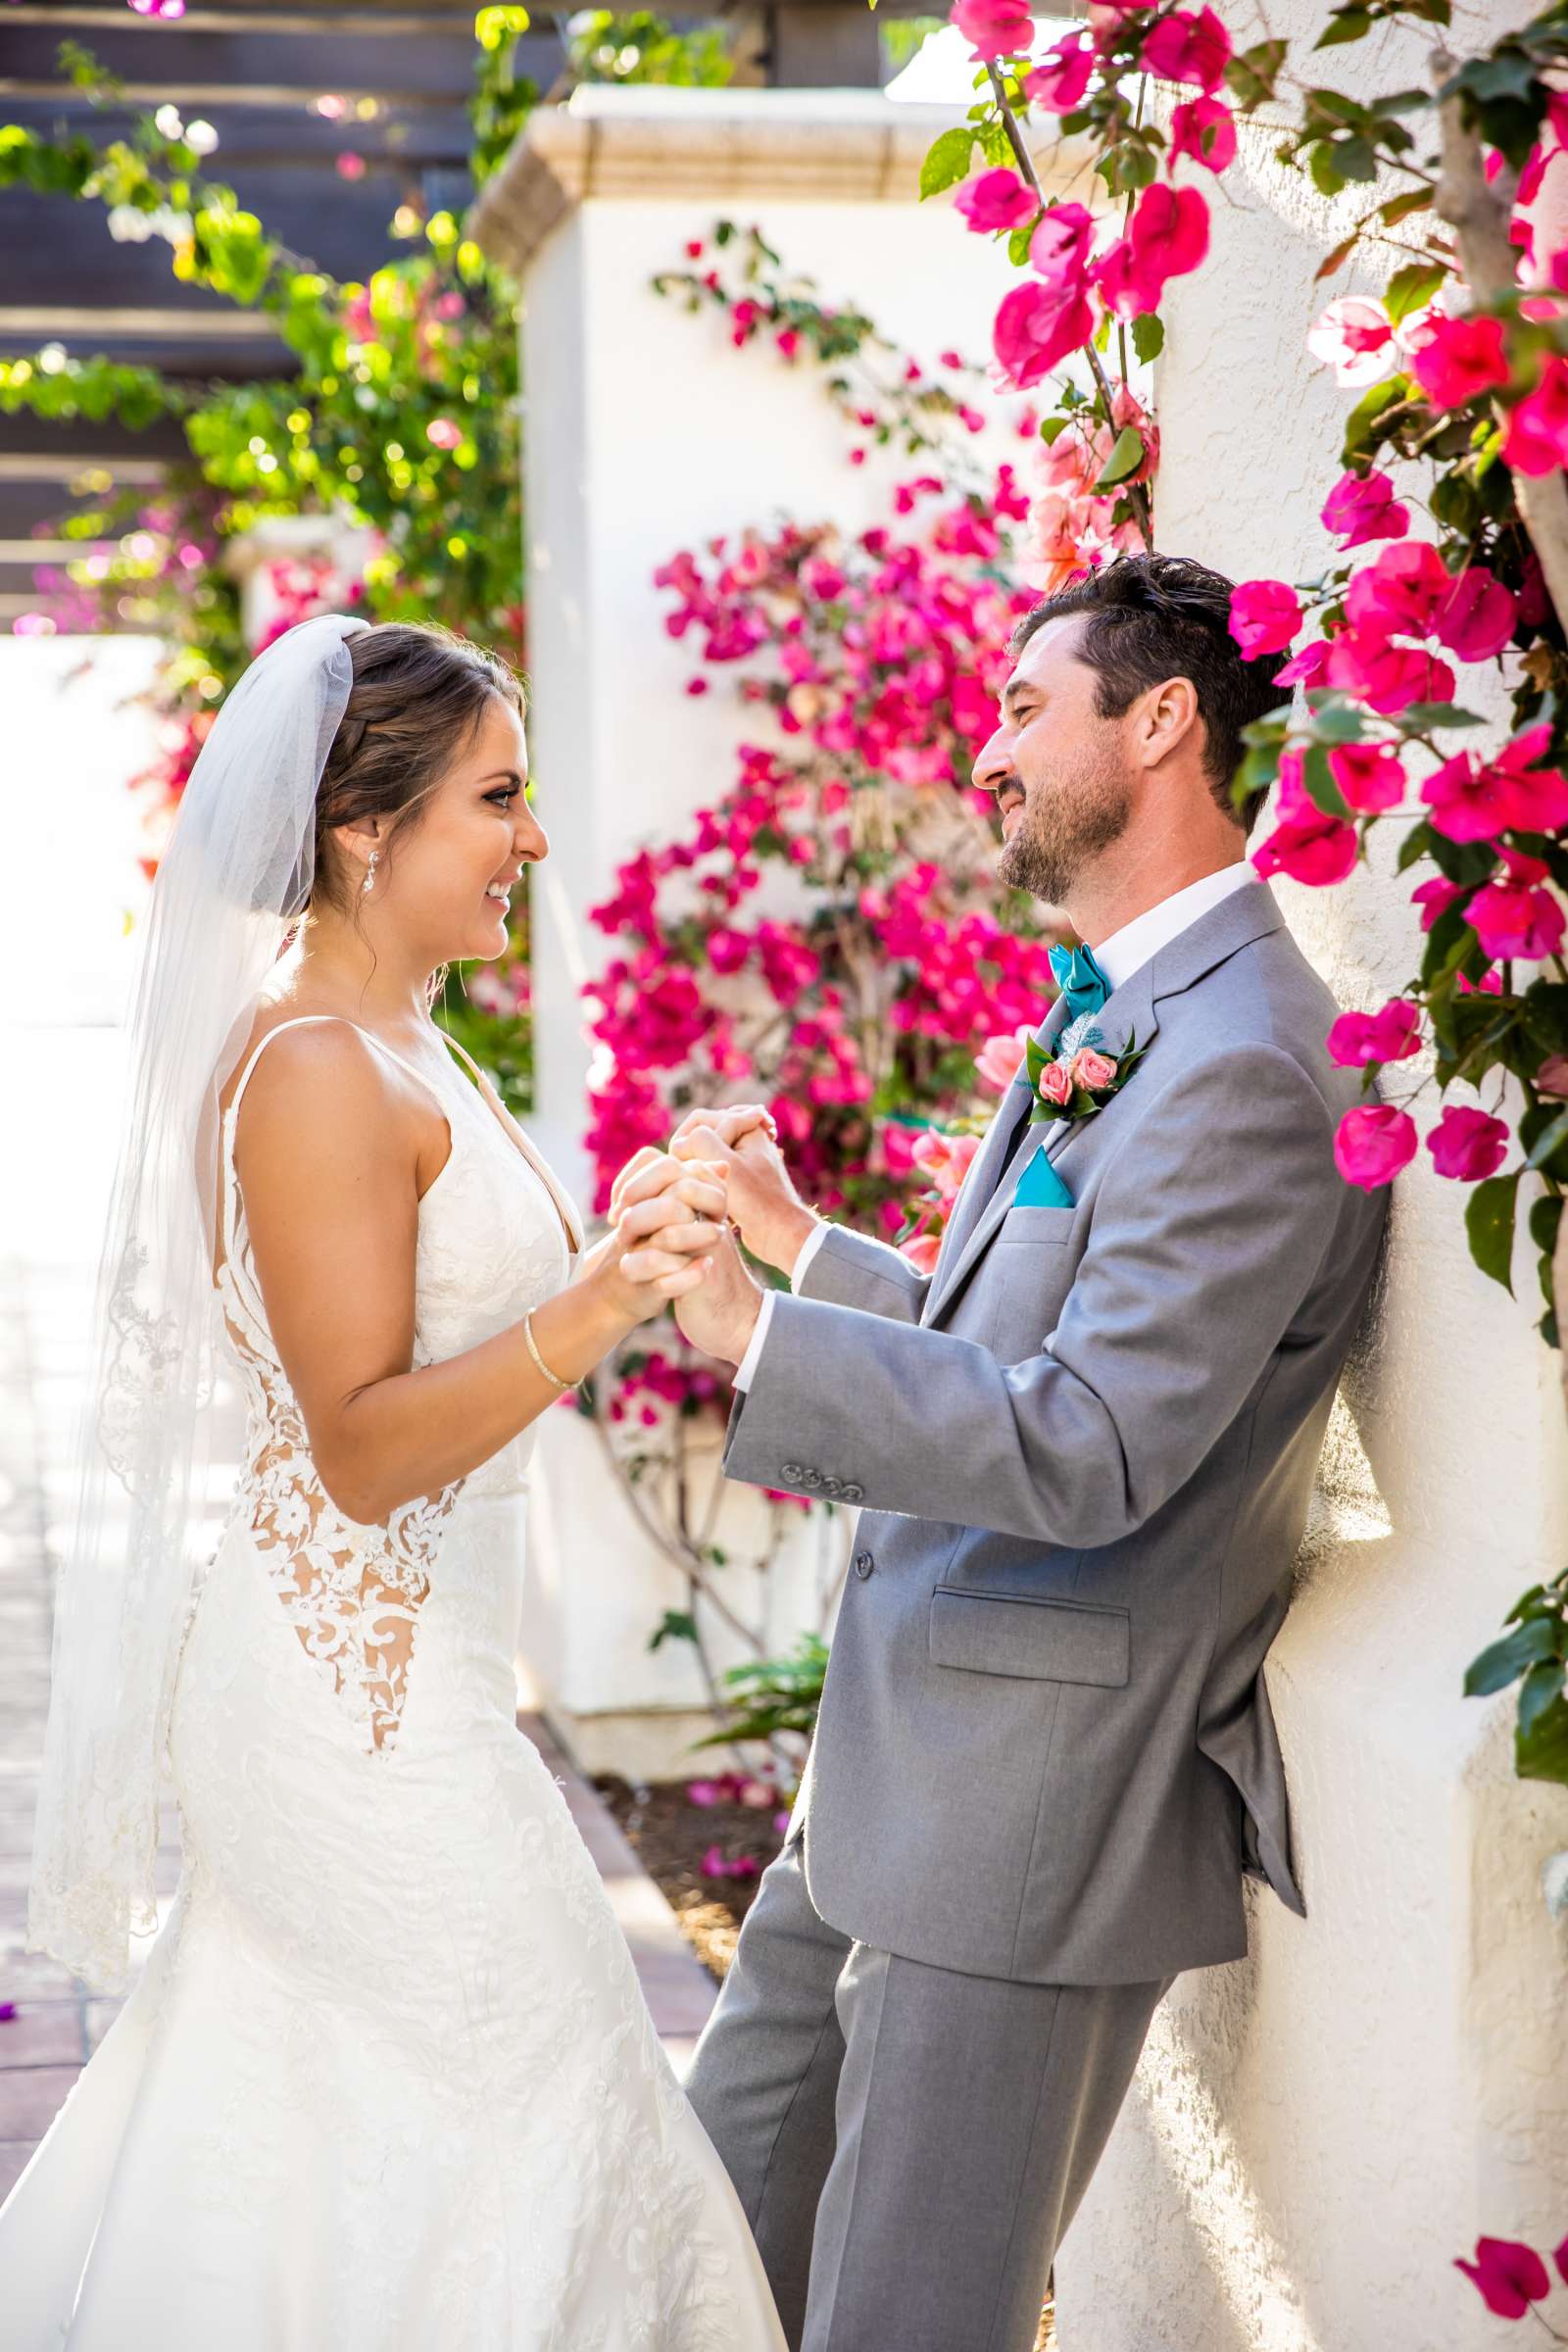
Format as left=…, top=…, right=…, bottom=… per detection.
left=686, top=1838, right=1170, bottom=2352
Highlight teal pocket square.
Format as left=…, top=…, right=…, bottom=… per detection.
left=1014, top=1146, right=1075, bottom=1210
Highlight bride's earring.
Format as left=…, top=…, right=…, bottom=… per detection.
left=363, top=849, right=379, bottom=897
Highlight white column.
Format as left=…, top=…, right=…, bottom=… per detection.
left=472, top=87, right=1087, bottom=1772
left=1053, top=9, right=1568, bottom=2346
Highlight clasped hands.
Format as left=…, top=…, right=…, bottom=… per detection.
left=595, top=1104, right=820, bottom=1367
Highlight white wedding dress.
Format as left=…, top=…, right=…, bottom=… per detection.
left=3, top=1015, right=786, bottom=2352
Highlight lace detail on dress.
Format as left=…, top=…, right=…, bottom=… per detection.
left=213, top=1021, right=466, bottom=1757
left=223, top=1325, right=461, bottom=1752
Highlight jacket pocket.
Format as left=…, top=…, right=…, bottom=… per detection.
left=994, top=1203, right=1079, bottom=1245
left=928, top=1588, right=1130, bottom=1687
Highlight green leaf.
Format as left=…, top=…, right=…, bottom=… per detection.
left=1517, top=1657, right=1567, bottom=1738
left=1466, top=1167, right=1522, bottom=1296
left=1315, top=8, right=1372, bottom=47
left=1225, top=37, right=1286, bottom=108
left=1131, top=313, right=1164, bottom=365
left=1380, top=186, right=1434, bottom=226
left=1527, top=1106, right=1568, bottom=1171
left=1334, top=135, right=1378, bottom=182
left=1299, top=741, right=1352, bottom=819
left=1315, top=232, right=1359, bottom=282
left=1006, top=220, right=1036, bottom=267
left=1039, top=415, right=1069, bottom=445
left=1091, top=423, right=1148, bottom=492
left=1529, top=1192, right=1564, bottom=1259
left=1308, top=142, right=1347, bottom=197
left=1396, top=703, right=1487, bottom=731
left=920, top=126, right=977, bottom=201
left=1516, top=1690, right=1568, bottom=1785
left=649, top=1609, right=698, bottom=1652
left=1464, top=1612, right=1560, bottom=1695
left=1384, top=262, right=1446, bottom=326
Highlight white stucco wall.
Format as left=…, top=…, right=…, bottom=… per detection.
left=1055, top=7, right=1568, bottom=2344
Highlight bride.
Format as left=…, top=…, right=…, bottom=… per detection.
left=1, top=612, right=787, bottom=2350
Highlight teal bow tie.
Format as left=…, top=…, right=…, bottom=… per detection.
left=1048, top=942, right=1112, bottom=1029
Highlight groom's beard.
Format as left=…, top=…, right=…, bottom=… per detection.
left=997, top=759, right=1134, bottom=906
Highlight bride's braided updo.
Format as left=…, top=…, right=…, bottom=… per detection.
left=304, top=620, right=524, bottom=918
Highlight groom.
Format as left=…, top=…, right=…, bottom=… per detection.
left=667, top=553, right=1389, bottom=2351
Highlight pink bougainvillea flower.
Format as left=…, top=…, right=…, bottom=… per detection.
left=1335, top=1102, right=1419, bottom=1190
left=976, top=1025, right=1033, bottom=1090
left=955, top=168, right=1039, bottom=235
left=1028, top=201, right=1097, bottom=288
left=1501, top=355, right=1568, bottom=475
left=425, top=416, right=464, bottom=451
left=1344, top=538, right=1448, bottom=637
left=1140, top=4, right=1231, bottom=89
left=1024, top=34, right=1094, bottom=112
left=706, top=926, right=751, bottom=973
left=1427, top=1104, right=1510, bottom=1182
left=1275, top=638, right=1331, bottom=689
left=1320, top=467, right=1409, bottom=549
left=1307, top=297, right=1396, bottom=388
left=1326, top=999, right=1422, bottom=1067
left=912, top=1129, right=982, bottom=1199
left=950, top=0, right=1034, bottom=60
left=1097, top=181, right=1209, bottom=317
left=1424, top=735, right=1568, bottom=842
left=1251, top=806, right=1359, bottom=888
left=1454, top=2239, right=1551, bottom=2321
left=993, top=275, right=1096, bottom=389
left=1411, top=874, right=1465, bottom=931
left=1327, top=741, right=1405, bottom=813
left=701, top=1845, right=761, bottom=1882
left=900, top=1233, right=944, bottom=1275
left=1431, top=566, right=1518, bottom=662
left=1537, top=1054, right=1568, bottom=1099
left=1324, top=630, right=1454, bottom=716
left=1228, top=578, right=1301, bottom=657
left=1494, top=721, right=1568, bottom=831
left=1404, top=313, right=1509, bottom=409
left=1168, top=94, right=1237, bottom=173
left=1421, top=749, right=1512, bottom=844
left=1467, top=849, right=1566, bottom=960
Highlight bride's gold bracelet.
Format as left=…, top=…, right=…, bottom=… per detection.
left=523, top=1309, right=576, bottom=1396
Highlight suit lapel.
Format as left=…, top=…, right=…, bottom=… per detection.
left=925, top=961, right=1158, bottom=1327
left=925, top=994, right=1070, bottom=1307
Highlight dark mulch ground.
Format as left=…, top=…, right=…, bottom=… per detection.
left=594, top=1776, right=786, bottom=1983
left=595, top=1776, right=1057, bottom=2350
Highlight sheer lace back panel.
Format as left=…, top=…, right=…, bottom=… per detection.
left=212, top=1015, right=574, bottom=1754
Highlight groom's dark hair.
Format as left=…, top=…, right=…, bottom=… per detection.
left=1010, top=554, right=1292, bottom=834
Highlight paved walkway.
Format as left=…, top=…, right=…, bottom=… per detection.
left=0, top=1027, right=716, bottom=2207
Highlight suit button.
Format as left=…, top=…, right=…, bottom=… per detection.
left=854, top=1549, right=874, bottom=1580
left=842, top=1484, right=864, bottom=1504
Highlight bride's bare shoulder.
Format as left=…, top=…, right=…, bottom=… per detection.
left=219, top=1008, right=387, bottom=1126
left=225, top=1017, right=426, bottom=1206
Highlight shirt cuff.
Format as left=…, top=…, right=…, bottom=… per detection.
left=732, top=1291, right=776, bottom=1394
left=790, top=1221, right=829, bottom=1290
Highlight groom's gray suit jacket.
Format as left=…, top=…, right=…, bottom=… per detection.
left=723, top=878, right=1389, bottom=1986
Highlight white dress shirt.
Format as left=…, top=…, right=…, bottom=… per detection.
left=732, top=861, right=1258, bottom=1392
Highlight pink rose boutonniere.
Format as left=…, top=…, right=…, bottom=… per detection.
left=1026, top=1033, right=1151, bottom=1125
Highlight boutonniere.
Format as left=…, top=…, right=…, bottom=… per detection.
left=1025, top=1033, right=1151, bottom=1125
